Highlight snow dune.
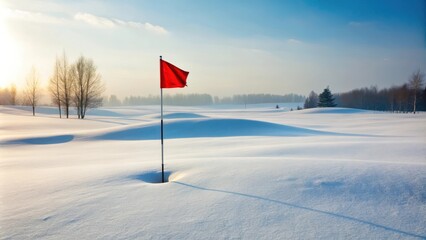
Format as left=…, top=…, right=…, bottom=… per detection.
left=1, top=106, right=425, bottom=239
left=159, top=112, right=206, bottom=119
left=300, top=107, right=372, bottom=114
left=94, top=118, right=358, bottom=141
left=1, top=118, right=363, bottom=145
left=4, top=135, right=74, bottom=145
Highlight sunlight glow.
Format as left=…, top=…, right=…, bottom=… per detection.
left=0, top=7, right=22, bottom=88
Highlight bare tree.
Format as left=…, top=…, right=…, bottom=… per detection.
left=9, top=84, right=17, bottom=105
left=70, top=56, right=104, bottom=119
left=57, top=52, right=73, bottom=118
left=408, top=70, right=424, bottom=114
left=49, top=58, right=62, bottom=118
left=304, top=91, right=318, bottom=109
left=0, top=88, right=11, bottom=105
left=396, top=84, right=410, bottom=112
left=24, top=67, right=41, bottom=116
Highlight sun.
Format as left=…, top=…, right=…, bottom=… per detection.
left=0, top=8, right=22, bottom=88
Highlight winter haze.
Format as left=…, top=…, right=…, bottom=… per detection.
left=1, top=0, right=425, bottom=97
left=1, top=1, right=426, bottom=240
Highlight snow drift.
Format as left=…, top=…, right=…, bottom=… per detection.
left=300, top=107, right=372, bottom=114
left=1, top=106, right=425, bottom=239
left=94, top=118, right=354, bottom=141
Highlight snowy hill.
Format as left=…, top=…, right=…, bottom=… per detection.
left=299, top=107, right=373, bottom=114
left=1, top=106, right=425, bottom=239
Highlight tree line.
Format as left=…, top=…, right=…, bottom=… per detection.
left=114, top=94, right=214, bottom=106
left=0, top=84, right=17, bottom=105
left=215, top=93, right=304, bottom=105
left=304, top=70, right=426, bottom=113
left=103, top=93, right=305, bottom=106
left=336, top=71, right=425, bottom=113
left=0, top=52, right=104, bottom=118
left=3, top=65, right=424, bottom=113
left=0, top=67, right=43, bottom=116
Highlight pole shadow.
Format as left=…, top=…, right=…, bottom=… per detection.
left=130, top=171, right=172, bottom=183
left=173, top=181, right=425, bottom=239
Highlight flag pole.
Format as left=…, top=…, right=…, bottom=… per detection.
left=160, top=56, right=165, bottom=183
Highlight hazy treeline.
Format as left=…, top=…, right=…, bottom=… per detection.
left=215, top=93, right=304, bottom=104
left=335, top=85, right=426, bottom=112
left=117, top=94, right=214, bottom=106
left=104, top=93, right=305, bottom=106
left=335, top=70, right=426, bottom=112
left=304, top=70, right=425, bottom=113
left=0, top=85, right=17, bottom=105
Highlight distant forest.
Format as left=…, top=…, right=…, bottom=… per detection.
left=2, top=71, right=425, bottom=113
left=103, top=93, right=305, bottom=106
left=335, top=84, right=426, bottom=112
left=303, top=70, right=426, bottom=113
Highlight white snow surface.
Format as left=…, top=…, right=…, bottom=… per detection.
left=1, top=105, right=425, bottom=239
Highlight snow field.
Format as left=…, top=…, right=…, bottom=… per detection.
left=0, top=105, right=425, bottom=239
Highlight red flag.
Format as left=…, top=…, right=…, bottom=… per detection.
left=160, top=59, right=189, bottom=88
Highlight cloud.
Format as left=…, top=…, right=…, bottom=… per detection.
left=3, top=8, right=168, bottom=35
left=74, top=12, right=168, bottom=35
left=3, top=8, right=68, bottom=25
left=143, top=22, right=168, bottom=35
left=287, top=38, right=303, bottom=45
left=74, top=12, right=115, bottom=28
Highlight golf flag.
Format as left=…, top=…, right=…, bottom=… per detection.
left=160, top=59, right=189, bottom=88
left=159, top=56, right=189, bottom=183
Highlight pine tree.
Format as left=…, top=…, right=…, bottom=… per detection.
left=318, top=87, right=336, bottom=107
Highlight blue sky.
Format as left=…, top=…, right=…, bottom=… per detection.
left=1, top=0, right=425, bottom=98
left=128, top=0, right=425, bottom=46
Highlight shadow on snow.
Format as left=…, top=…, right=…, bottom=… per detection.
left=129, top=171, right=172, bottom=183
left=95, top=118, right=366, bottom=141
left=173, top=181, right=425, bottom=239
left=3, top=135, right=74, bottom=145
left=1, top=118, right=372, bottom=145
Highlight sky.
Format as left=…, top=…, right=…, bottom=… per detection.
left=0, top=0, right=425, bottom=98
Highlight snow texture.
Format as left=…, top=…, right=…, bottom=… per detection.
left=1, top=104, right=425, bottom=239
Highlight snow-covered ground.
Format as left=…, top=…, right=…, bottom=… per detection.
left=1, top=104, right=425, bottom=239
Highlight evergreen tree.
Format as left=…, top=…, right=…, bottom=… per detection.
left=420, top=86, right=426, bottom=111
left=318, top=87, right=336, bottom=107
